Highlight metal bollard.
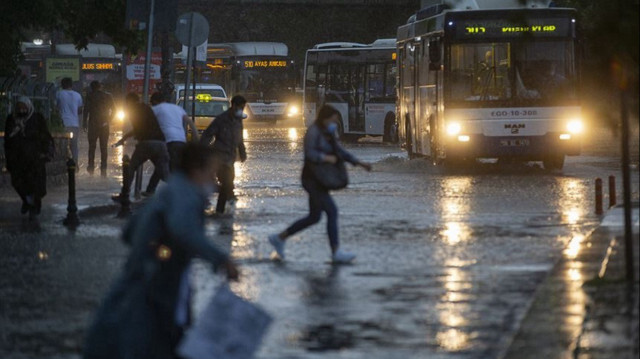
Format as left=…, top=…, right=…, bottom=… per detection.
left=608, top=175, right=616, bottom=208
left=63, top=158, right=80, bottom=227
left=595, top=178, right=603, bottom=215
left=117, top=155, right=132, bottom=218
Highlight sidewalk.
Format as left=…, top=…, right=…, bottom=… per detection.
left=503, top=203, right=640, bottom=359
left=0, top=167, right=153, bottom=222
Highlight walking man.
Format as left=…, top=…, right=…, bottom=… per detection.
left=200, top=95, right=248, bottom=215
left=83, top=81, right=115, bottom=176
left=56, top=77, right=83, bottom=166
left=112, top=93, right=169, bottom=205
left=144, top=92, right=199, bottom=195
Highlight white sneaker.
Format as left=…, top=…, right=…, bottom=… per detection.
left=268, top=234, right=286, bottom=260
left=332, top=249, right=356, bottom=264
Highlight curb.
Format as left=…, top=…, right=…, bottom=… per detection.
left=501, top=204, right=638, bottom=359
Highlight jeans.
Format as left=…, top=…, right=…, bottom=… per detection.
left=285, top=182, right=339, bottom=252
left=121, top=141, right=169, bottom=198
left=87, top=124, right=109, bottom=171
left=65, top=126, right=79, bottom=165
left=215, top=163, right=235, bottom=213
left=146, top=141, right=186, bottom=193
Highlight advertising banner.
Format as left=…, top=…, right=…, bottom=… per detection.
left=45, top=57, right=81, bottom=83
left=126, top=51, right=162, bottom=96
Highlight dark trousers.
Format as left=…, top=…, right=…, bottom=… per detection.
left=285, top=181, right=339, bottom=252
left=88, top=125, right=109, bottom=171
left=215, top=163, right=235, bottom=213
left=121, top=141, right=169, bottom=198
left=146, top=141, right=186, bottom=193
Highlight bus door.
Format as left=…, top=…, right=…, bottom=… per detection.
left=350, top=64, right=366, bottom=133
left=402, top=42, right=417, bottom=154
left=415, top=41, right=428, bottom=155
left=364, top=63, right=393, bottom=135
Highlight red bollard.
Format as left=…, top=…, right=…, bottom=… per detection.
left=608, top=175, right=616, bottom=208
left=595, top=178, right=603, bottom=215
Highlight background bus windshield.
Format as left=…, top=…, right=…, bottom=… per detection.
left=238, top=67, right=294, bottom=103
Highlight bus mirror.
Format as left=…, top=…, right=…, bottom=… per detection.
left=429, top=40, right=441, bottom=70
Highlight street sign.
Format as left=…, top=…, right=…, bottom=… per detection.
left=182, top=40, right=208, bottom=64
left=175, top=12, right=209, bottom=47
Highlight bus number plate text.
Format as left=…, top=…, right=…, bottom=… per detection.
left=500, top=139, right=530, bottom=147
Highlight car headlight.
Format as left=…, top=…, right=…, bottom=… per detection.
left=288, top=105, right=299, bottom=116
left=567, top=119, right=583, bottom=134
left=446, top=122, right=462, bottom=136
left=116, top=110, right=126, bottom=122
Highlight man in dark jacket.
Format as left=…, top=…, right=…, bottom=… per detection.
left=83, top=81, right=115, bottom=175
left=200, top=95, right=247, bottom=214
left=112, top=93, right=169, bottom=204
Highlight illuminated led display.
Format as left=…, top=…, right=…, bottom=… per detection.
left=454, top=18, right=571, bottom=38
left=242, top=60, right=289, bottom=68
left=82, top=63, right=116, bottom=70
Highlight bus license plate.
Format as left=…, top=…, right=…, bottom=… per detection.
left=500, top=139, right=530, bottom=147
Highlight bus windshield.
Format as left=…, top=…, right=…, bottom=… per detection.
left=448, top=40, right=577, bottom=107
left=238, top=67, right=294, bottom=103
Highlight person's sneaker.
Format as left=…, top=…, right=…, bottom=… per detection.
left=268, top=234, right=286, bottom=260
left=141, top=190, right=155, bottom=198
left=332, top=249, right=356, bottom=264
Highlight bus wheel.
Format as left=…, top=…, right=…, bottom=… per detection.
left=383, top=112, right=397, bottom=143
left=543, top=154, right=565, bottom=171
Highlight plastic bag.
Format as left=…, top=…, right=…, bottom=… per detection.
left=177, top=284, right=272, bottom=359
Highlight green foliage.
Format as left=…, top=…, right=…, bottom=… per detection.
left=0, top=0, right=142, bottom=75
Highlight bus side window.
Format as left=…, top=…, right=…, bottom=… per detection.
left=367, top=64, right=384, bottom=102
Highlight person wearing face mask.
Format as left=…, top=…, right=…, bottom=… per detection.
left=83, top=142, right=239, bottom=359
left=3, top=96, right=54, bottom=220
left=268, top=104, right=372, bottom=264
left=200, top=95, right=248, bottom=215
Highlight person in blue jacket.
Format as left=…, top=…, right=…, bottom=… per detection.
left=268, top=105, right=372, bottom=264
left=83, top=143, right=239, bottom=359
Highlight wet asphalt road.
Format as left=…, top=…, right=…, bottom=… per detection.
left=0, top=120, right=638, bottom=358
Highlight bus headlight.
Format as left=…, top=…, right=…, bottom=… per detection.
left=116, top=109, right=126, bottom=122
left=446, top=122, right=462, bottom=136
left=288, top=105, right=299, bottom=117
left=566, top=119, right=583, bottom=134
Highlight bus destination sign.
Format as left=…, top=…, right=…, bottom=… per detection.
left=82, top=62, right=116, bottom=71
left=241, top=60, right=289, bottom=69
left=455, top=18, right=571, bottom=38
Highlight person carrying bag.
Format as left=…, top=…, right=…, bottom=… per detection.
left=267, top=105, right=372, bottom=264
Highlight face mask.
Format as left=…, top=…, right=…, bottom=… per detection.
left=327, top=122, right=338, bottom=134
left=16, top=110, right=28, bottom=117
left=235, top=109, right=244, bottom=119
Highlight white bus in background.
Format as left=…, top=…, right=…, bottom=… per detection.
left=396, top=2, right=583, bottom=169
left=303, top=39, right=398, bottom=141
left=175, top=42, right=299, bottom=123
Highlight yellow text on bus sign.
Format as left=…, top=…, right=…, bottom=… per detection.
left=502, top=25, right=557, bottom=33
left=244, top=60, right=288, bottom=68
left=82, top=63, right=115, bottom=70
